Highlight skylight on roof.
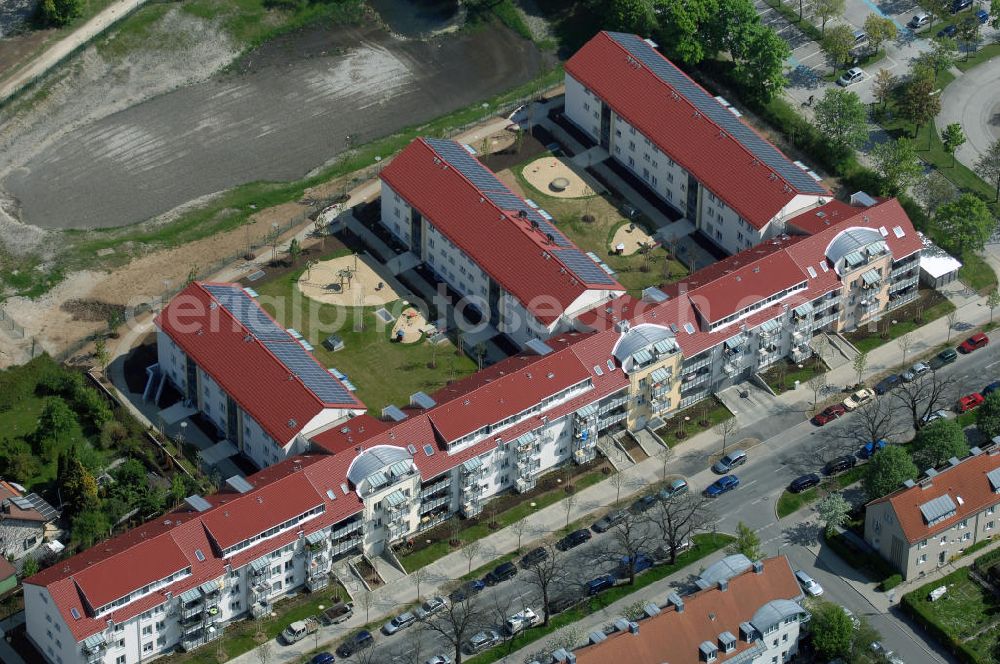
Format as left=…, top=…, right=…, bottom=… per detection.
left=806, top=266, right=817, bottom=278
left=194, top=549, right=206, bottom=562
left=340, top=482, right=349, bottom=495
left=594, top=365, right=604, bottom=376
left=423, top=444, right=435, bottom=457
left=879, top=226, right=888, bottom=237
left=326, top=489, right=336, bottom=500
left=407, top=444, right=417, bottom=454
left=683, top=323, right=696, bottom=334
left=71, top=608, right=81, bottom=620
left=607, top=359, right=615, bottom=371
left=819, top=262, right=829, bottom=272
left=893, top=226, right=905, bottom=238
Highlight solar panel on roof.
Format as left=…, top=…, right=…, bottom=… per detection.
left=552, top=248, right=618, bottom=285
left=607, top=33, right=826, bottom=195
left=263, top=341, right=353, bottom=404
left=919, top=494, right=957, bottom=524
left=203, top=284, right=289, bottom=341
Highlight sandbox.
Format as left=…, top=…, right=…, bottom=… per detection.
left=522, top=157, right=594, bottom=198
left=610, top=223, right=657, bottom=256
left=296, top=255, right=400, bottom=307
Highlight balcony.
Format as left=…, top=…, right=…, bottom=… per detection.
left=83, top=635, right=107, bottom=663
left=598, top=411, right=627, bottom=430
left=331, top=519, right=363, bottom=541
left=889, top=275, right=919, bottom=293
left=419, top=478, right=452, bottom=500
left=180, top=602, right=204, bottom=619
left=461, top=497, right=483, bottom=518
left=515, top=477, right=536, bottom=493
left=790, top=344, right=812, bottom=363
left=306, top=573, right=330, bottom=592
left=420, top=494, right=451, bottom=514
left=330, top=536, right=363, bottom=557
left=574, top=446, right=597, bottom=465
left=679, top=391, right=709, bottom=409
left=888, top=290, right=919, bottom=310
left=250, top=600, right=270, bottom=619
left=682, top=355, right=712, bottom=374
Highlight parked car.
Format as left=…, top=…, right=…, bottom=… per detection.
left=795, top=570, right=824, bottom=596
left=852, top=29, right=868, bottom=45
left=659, top=478, right=689, bottom=500
left=812, top=404, right=847, bottom=425
left=630, top=493, right=657, bottom=513
left=617, top=553, right=654, bottom=577
left=484, top=561, right=517, bottom=586
left=586, top=573, right=616, bottom=596
left=382, top=611, right=416, bottom=635
left=957, top=392, right=985, bottom=413
left=320, top=601, right=354, bottom=626
left=465, top=630, right=501, bottom=654
left=843, top=388, right=875, bottom=411
left=960, top=333, right=989, bottom=353
left=282, top=617, right=320, bottom=644
left=503, top=607, right=541, bottom=636
left=712, top=449, right=747, bottom=473
left=937, top=24, right=958, bottom=37
left=592, top=509, right=628, bottom=533
left=336, top=630, right=374, bottom=658
left=857, top=439, right=887, bottom=460
left=557, top=529, right=592, bottom=550
left=837, top=67, right=865, bottom=86
left=921, top=409, right=950, bottom=425
left=976, top=8, right=990, bottom=23
left=425, top=656, right=453, bottom=664
left=823, top=455, right=857, bottom=476
left=984, top=381, right=1000, bottom=396
left=546, top=593, right=582, bottom=615
left=902, top=362, right=930, bottom=381
left=875, top=374, right=901, bottom=395
left=415, top=596, right=448, bottom=619
left=449, top=579, right=485, bottom=602
left=311, top=653, right=335, bottom=664
left=952, top=0, right=973, bottom=13
left=930, top=348, right=959, bottom=369
left=909, top=12, right=931, bottom=28
left=520, top=547, right=549, bottom=568
left=704, top=475, right=740, bottom=497
left=789, top=473, right=821, bottom=493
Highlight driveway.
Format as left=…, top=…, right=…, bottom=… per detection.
left=939, top=57, right=1000, bottom=169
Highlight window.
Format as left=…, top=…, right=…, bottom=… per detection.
left=919, top=539, right=927, bottom=549
left=629, top=127, right=636, bottom=135
left=940, top=535, right=947, bottom=545
left=117, top=657, right=127, bottom=664
left=116, top=639, right=125, bottom=648
left=142, top=625, right=153, bottom=636
left=652, top=160, right=658, bottom=168
left=918, top=554, right=927, bottom=564
left=628, top=157, right=635, bottom=167
left=284, top=560, right=294, bottom=571
left=428, top=237, right=435, bottom=249
left=960, top=519, right=969, bottom=529
left=782, top=634, right=789, bottom=643
left=963, top=532, right=972, bottom=541
left=666, top=190, right=672, bottom=201
left=643, top=153, right=650, bottom=162
left=988, top=506, right=995, bottom=515
left=143, top=642, right=154, bottom=653
left=156, top=620, right=165, bottom=631
left=651, top=176, right=658, bottom=187
left=987, top=521, right=995, bottom=531
left=157, top=636, right=167, bottom=647
left=583, top=102, right=590, bottom=111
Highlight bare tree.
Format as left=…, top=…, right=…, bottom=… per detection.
left=522, top=543, right=570, bottom=626
left=715, top=418, right=738, bottom=455
left=610, top=471, right=627, bottom=505
left=599, top=513, right=657, bottom=585
left=460, top=540, right=483, bottom=575
left=647, top=493, right=715, bottom=565
left=897, top=332, right=914, bottom=365
left=255, top=642, right=272, bottom=664
left=418, top=592, right=488, bottom=664
left=656, top=443, right=672, bottom=481
left=807, top=373, right=828, bottom=408
left=359, top=588, right=375, bottom=623
left=893, top=372, right=957, bottom=430
left=844, top=395, right=900, bottom=446
left=853, top=351, right=869, bottom=387
left=510, top=518, right=529, bottom=553
left=946, top=310, right=959, bottom=343
left=411, top=566, right=429, bottom=602
left=563, top=492, right=577, bottom=528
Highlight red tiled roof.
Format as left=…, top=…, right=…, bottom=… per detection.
left=0, top=557, right=16, bottom=581
left=574, top=556, right=802, bottom=664
left=787, top=199, right=865, bottom=235
left=869, top=451, right=1000, bottom=543
left=155, top=282, right=363, bottom=446
left=380, top=138, right=622, bottom=325
left=565, top=32, right=829, bottom=230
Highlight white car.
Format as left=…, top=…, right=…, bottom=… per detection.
left=466, top=629, right=501, bottom=654
left=795, top=570, right=824, bottom=596
left=425, top=657, right=453, bottom=664
left=837, top=67, right=865, bottom=87
left=503, top=607, right=541, bottom=636
left=908, top=12, right=931, bottom=28
left=843, top=388, right=875, bottom=411
left=382, top=611, right=416, bottom=635
left=921, top=409, right=950, bottom=425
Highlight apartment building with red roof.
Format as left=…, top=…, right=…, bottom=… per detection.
left=379, top=137, right=625, bottom=346
left=564, top=31, right=831, bottom=256
left=865, top=446, right=1000, bottom=579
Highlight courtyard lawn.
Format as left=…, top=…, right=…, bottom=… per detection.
left=845, top=289, right=955, bottom=354
left=252, top=250, right=478, bottom=413
left=654, top=397, right=733, bottom=447
left=959, top=252, right=998, bottom=293
left=903, top=568, right=1000, bottom=663
left=760, top=356, right=826, bottom=394
left=510, top=164, right=688, bottom=294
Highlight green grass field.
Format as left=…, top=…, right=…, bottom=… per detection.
left=655, top=397, right=734, bottom=447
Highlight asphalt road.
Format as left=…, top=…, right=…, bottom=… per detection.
left=2, top=23, right=545, bottom=230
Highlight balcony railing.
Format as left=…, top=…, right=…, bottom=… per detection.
left=888, top=291, right=919, bottom=310
left=681, top=356, right=712, bottom=373
left=598, top=411, right=627, bottom=430
left=331, top=519, right=363, bottom=541
left=419, top=479, right=452, bottom=500
left=889, top=276, right=919, bottom=293
left=679, top=391, right=709, bottom=409
left=330, top=537, right=363, bottom=557
left=420, top=494, right=451, bottom=514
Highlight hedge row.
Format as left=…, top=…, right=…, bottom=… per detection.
left=900, top=569, right=986, bottom=664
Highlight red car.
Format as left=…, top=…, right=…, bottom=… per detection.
left=957, top=393, right=985, bottom=413
left=959, top=333, right=989, bottom=353
left=812, top=404, right=847, bottom=425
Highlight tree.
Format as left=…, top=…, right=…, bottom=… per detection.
left=419, top=591, right=487, bottom=664
left=977, top=392, right=1000, bottom=440
left=648, top=493, right=715, bottom=564
left=926, top=0, right=954, bottom=27
left=814, top=0, right=846, bottom=34
left=40, top=0, right=82, bottom=26
left=287, top=238, right=302, bottom=265
left=358, top=588, right=375, bottom=622
left=808, top=373, right=829, bottom=407
left=813, top=88, right=868, bottom=152
left=853, top=350, right=868, bottom=386
left=654, top=0, right=715, bottom=65
left=610, top=0, right=657, bottom=34
left=992, top=0, right=1000, bottom=30
left=893, top=371, right=956, bottom=430
left=704, top=0, right=760, bottom=60
left=989, top=290, right=1000, bottom=323
left=863, top=445, right=918, bottom=499
left=715, top=417, right=738, bottom=455
left=871, top=138, right=922, bottom=196
left=460, top=540, right=482, bottom=575
left=976, top=138, right=1000, bottom=202
left=610, top=472, right=627, bottom=505
left=255, top=641, right=272, bottom=664
left=811, top=600, right=855, bottom=659
left=822, top=25, right=856, bottom=68
left=732, top=24, right=790, bottom=103
left=915, top=38, right=956, bottom=79
left=919, top=170, right=959, bottom=216
left=913, top=419, right=969, bottom=468
left=71, top=509, right=110, bottom=547
left=36, top=398, right=77, bottom=447
left=563, top=492, right=577, bottom=528
left=934, top=194, right=995, bottom=256
left=510, top=518, right=529, bottom=553
left=872, top=69, right=896, bottom=109
left=728, top=522, right=762, bottom=560
left=411, top=566, right=429, bottom=602
left=896, top=332, right=914, bottom=365
left=20, top=557, right=40, bottom=579
left=602, top=514, right=657, bottom=585
left=899, top=74, right=941, bottom=140
left=849, top=396, right=899, bottom=447
left=522, top=544, right=569, bottom=626
left=941, top=123, right=966, bottom=167
left=817, top=494, right=851, bottom=536
left=863, top=14, right=897, bottom=54
left=956, top=15, right=981, bottom=59
left=93, top=338, right=110, bottom=371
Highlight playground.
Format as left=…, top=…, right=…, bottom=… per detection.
left=296, top=254, right=400, bottom=308
left=390, top=307, right=430, bottom=344
left=521, top=156, right=594, bottom=198
left=610, top=222, right=657, bottom=256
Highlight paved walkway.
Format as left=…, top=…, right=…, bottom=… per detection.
left=938, top=58, right=1000, bottom=170
left=0, top=0, right=151, bottom=103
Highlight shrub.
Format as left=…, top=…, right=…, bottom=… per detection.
left=879, top=574, right=903, bottom=591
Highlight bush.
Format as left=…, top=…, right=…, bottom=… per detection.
left=879, top=574, right=903, bottom=591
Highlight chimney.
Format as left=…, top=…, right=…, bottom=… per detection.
left=752, top=559, right=764, bottom=574
left=718, top=579, right=728, bottom=591
left=667, top=592, right=684, bottom=613
left=551, top=649, right=576, bottom=664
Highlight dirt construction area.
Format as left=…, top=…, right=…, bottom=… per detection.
left=0, top=16, right=546, bottom=230
left=296, top=254, right=400, bottom=308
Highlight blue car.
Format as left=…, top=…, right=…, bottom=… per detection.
left=449, top=579, right=486, bottom=602
left=875, top=374, right=901, bottom=395
left=937, top=24, right=957, bottom=37
left=983, top=381, right=1000, bottom=396
left=587, top=574, right=616, bottom=595
left=704, top=475, right=740, bottom=497
left=618, top=553, right=653, bottom=577
left=311, top=654, right=335, bottom=664
left=858, top=439, right=887, bottom=460
left=976, top=8, right=989, bottom=23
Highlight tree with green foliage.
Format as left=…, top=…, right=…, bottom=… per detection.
left=0, top=439, right=39, bottom=483
left=58, top=447, right=100, bottom=517
left=71, top=509, right=109, bottom=548
left=853, top=350, right=868, bottom=386
left=35, top=398, right=77, bottom=453
left=940, top=122, right=966, bottom=167
left=863, top=445, right=918, bottom=499
left=815, top=0, right=846, bottom=34
left=817, top=494, right=851, bottom=537
left=977, top=392, right=1000, bottom=440
left=813, top=88, right=868, bottom=153
left=988, top=290, right=1000, bottom=323
left=810, top=601, right=854, bottom=659
left=20, top=557, right=39, bottom=579
left=915, top=38, right=957, bottom=79
left=863, top=14, right=897, bottom=54
left=287, top=238, right=302, bottom=265
left=72, top=385, right=112, bottom=429
left=933, top=193, right=995, bottom=255
left=912, top=419, right=969, bottom=469
left=974, top=138, right=1000, bottom=202
left=872, top=68, right=896, bottom=110
left=40, top=0, right=82, bottom=26
left=899, top=74, right=941, bottom=140
left=925, top=0, right=954, bottom=27
left=728, top=522, right=762, bottom=560
left=991, top=1, right=1000, bottom=30
left=919, top=170, right=958, bottom=217
left=610, top=0, right=657, bottom=34
left=733, top=24, right=790, bottom=103
left=704, top=0, right=760, bottom=60
left=653, top=0, right=715, bottom=64
left=822, top=25, right=856, bottom=68
left=871, top=138, right=922, bottom=196
left=956, top=15, right=981, bottom=58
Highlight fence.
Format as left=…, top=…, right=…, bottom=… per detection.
left=0, top=306, right=24, bottom=339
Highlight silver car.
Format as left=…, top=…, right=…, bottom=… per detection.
left=382, top=611, right=416, bottom=635
left=902, top=362, right=930, bottom=381
left=837, top=67, right=865, bottom=86
left=466, top=629, right=500, bottom=653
